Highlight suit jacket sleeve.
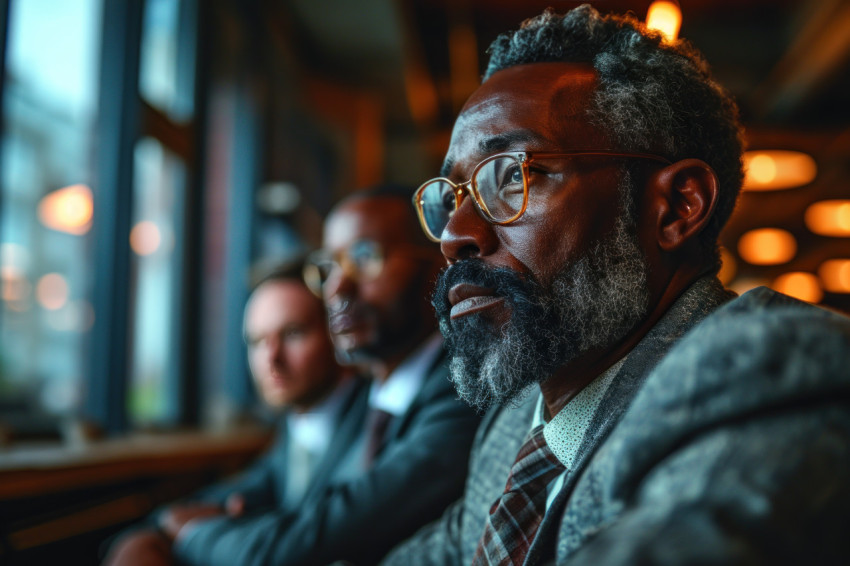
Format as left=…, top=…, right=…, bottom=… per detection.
left=560, top=299, right=850, bottom=565
left=190, top=444, right=280, bottom=512
left=173, top=366, right=480, bottom=566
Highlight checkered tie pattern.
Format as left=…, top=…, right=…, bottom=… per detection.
left=471, top=424, right=566, bottom=566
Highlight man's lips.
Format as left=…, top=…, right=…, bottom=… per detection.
left=448, top=283, right=506, bottom=319
left=328, top=313, right=363, bottom=334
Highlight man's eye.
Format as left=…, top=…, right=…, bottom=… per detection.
left=497, top=165, right=523, bottom=190
left=283, top=327, right=305, bottom=339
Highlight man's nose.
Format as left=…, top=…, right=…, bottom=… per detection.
left=440, top=195, right=498, bottom=263
left=322, top=267, right=357, bottom=307
left=266, top=335, right=285, bottom=366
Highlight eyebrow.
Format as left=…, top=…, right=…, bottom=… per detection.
left=440, top=130, right=539, bottom=178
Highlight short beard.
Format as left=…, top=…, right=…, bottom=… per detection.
left=432, top=213, right=650, bottom=412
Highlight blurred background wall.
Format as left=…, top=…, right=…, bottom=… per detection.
left=0, top=0, right=848, bottom=436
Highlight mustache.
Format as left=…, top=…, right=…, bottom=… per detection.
left=431, top=259, right=545, bottom=319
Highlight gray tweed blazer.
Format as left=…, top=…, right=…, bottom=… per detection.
left=382, top=278, right=850, bottom=565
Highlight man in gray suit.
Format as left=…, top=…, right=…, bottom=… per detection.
left=384, top=5, right=850, bottom=565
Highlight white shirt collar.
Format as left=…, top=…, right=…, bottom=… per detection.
left=369, top=333, right=443, bottom=417
left=286, top=378, right=356, bottom=457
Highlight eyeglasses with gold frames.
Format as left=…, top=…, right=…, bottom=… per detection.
left=412, top=150, right=671, bottom=242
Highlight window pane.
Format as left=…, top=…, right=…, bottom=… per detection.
left=128, top=137, right=186, bottom=425
left=139, top=0, right=195, bottom=122
left=0, top=0, right=102, bottom=422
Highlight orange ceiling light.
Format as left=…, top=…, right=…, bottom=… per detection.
left=646, top=1, right=682, bottom=41
left=819, top=259, right=850, bottom=293
left=772, top=272, right=823, bottom=303
left=737, top=228, right=797, bottom=265
left=805, top=200, right=850, bottom=237
left=37, top=184, right=94, bottom=235
left=742, top=150, right=817, bottom=191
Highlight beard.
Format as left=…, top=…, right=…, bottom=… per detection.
left=432, top=213, right=650, bottom=412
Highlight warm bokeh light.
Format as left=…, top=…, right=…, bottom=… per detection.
left=737, top=228, right=797, bottom=265
left=130, top=220, right=162, bottom=256
left=1, top=265, right=32, bottom=305
left=772, top=272, right=823, bottom=303
left=36, top=272, right=70, bottom=310
left=804, top=200, right=850, bottom=237
left=717, top=246, right=737, bottom=285
left=742, top=150, right=817, bottom=191
left=646, top=1, right=682, bottom=41
left=819, top=259, right=850, bottom=293
left=37, top=184, right=94, bottom=235
left=728, top=277, right=770, bottom=296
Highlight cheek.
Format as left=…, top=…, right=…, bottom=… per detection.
left=289, top=336, right=332, bottom=373
left=496, top=174, right=622, bottom=281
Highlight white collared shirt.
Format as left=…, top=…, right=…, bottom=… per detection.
left=368, top=333, right=444, bottom=417
left=286, top=377, right=357, bottom=460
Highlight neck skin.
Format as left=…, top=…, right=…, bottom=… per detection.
left=539, top=262, right=707, bottom=418
left=289, top=371, right=351, bottom=414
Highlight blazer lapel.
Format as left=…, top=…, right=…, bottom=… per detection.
left=526, top=277, right=734, bottom=565
left=381, top=346, right=449, bottom=445
left=298, top=379, right=370, bottom=504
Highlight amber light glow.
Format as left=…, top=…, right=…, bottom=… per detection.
left=646, top=1, right=682, bottom=41
left=37, top=184, right=94, bottom=235
left=717, top=246, right=737, bottom=285
left=772, top=272, right=823, bottom=303
left=36, top=273, right=70, bottom=310
left=737, top=228, right=797, bottom=265
left=130, top=221, right=162, bottom=256
left=742, top=150, right=817, bottom=191
left=819, top=259, right=850, bottom=293
left=805, top=200, right=850, bottom=237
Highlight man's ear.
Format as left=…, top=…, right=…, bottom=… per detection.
left=648, top=159, right=719, bottom=252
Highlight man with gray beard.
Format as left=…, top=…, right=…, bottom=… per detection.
left=434, top=203, right=649, bottom=412
left=382, top=5, right=850, bottom=566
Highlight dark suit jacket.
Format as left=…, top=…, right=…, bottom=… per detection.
left=187, top=378, right=369, bottom=514
left=174, top=346, right=481, bottom=566
left=382, top=278, right=850, bottom=565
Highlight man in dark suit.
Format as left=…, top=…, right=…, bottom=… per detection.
left=383, top=5, right=850, bottom=565
left=104, top=259, right=364, bottom=563
left=157, top=186, right=481, bottom=565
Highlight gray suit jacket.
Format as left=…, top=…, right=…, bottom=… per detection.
left=383, top=278, right=850, bottom=565
left=175, top=348, right=481, bottom=566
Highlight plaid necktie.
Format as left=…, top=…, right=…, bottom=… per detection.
left=472, top=424, right=566, bottom=566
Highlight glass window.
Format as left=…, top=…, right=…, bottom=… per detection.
left=128, top=138, right=187, bottom=425
left=139, top=0, right=195, bottom=122
left=1, top=0, right=102, bottom=421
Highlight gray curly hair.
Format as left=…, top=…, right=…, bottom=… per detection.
left=484, top=4, right=744, bottom=270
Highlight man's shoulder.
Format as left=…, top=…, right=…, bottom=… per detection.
left=628, top=285, right=850, bottom=434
